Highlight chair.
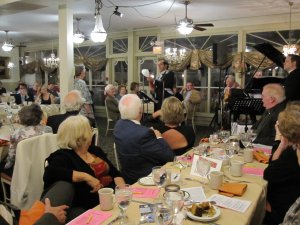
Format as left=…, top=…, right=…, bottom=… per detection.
left=92, top=127, right=99, bottom=146
left=105, top=99, right=114, bottom=136
left=10, top=133, right=58, bottom=209
left=0, top=173, right=12, bottom=204
left=113, top=143, right=121, bottom=171
left=185, top=104, right=197, bottom=132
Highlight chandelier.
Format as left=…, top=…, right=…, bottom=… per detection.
left=43, top=40, right=59, bottom=68
left=91, top=0, right=107, bottom=43
left=283, top=1, right=299, bottom=56
left=165, top=47, right=187, bottom=64
left=2, top=30, right=14, bottom=52
left=73, top=18, right=85, bottom=44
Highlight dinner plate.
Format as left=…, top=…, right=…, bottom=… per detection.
left=138, top=176, right=155, bottom=186
left=186, top=206, right=221, bottom=222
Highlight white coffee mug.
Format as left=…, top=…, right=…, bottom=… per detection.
left=230, top=160, right=244, bottom=177
left=207, top=171, right=223, bottom=190
left=244, top=148, right=254, bottom=163
left=98, top=188, right=114, bottom=211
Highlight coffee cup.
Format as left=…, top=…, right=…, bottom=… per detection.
left=98, top=188, right=114, bottom=211
left=244, top=148, right=254, bottom=163
left=207, top=171, right=223, bottom=190
left=230, top=160, right=244, bottom=177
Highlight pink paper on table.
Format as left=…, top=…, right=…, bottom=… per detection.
left=67, top=209, right=112, bottom=225
left=243, top=167, right=265, bottom=177
left=254, top=148, right=272, bottom=155
left=178, top=155, right=194, bottom=163
left=132, top=187, right=160, bottom=198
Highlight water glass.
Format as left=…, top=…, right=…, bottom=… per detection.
left=115, top=184, right=133, bottom=224
left=219, top=130, right=230, bottom=143
left=154, top=203, right=173, bottom=225
left=240, top=133, right=251, bottom=148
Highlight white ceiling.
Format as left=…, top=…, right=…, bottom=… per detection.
left=1, top=0, right=300, bottom=44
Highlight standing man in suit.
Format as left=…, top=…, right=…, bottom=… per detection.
left=114, top=94, right=174, bottom=184
left=148, top=59, right=175, bottom=111
left=283, top=54, right=300, bottom=101
left=47, top=90, right=96, bottom=133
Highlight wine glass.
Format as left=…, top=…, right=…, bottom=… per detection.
left=225, top=142, right=237, bottom=159
left=152, top=166, right=167, bottom=200
left=154, top=203, right=173, bottom=225
left=115, top=184, right=133, bottom=225
left=247, top=130, right=257, bottom=147
left=240, top=133, right=251, bottom=149
left=219, top=130, right=230, bottom=143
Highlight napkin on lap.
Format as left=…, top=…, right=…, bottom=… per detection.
left=253, top=150, right=270, bottom=164
left=218, top=183, right=247, bottom=197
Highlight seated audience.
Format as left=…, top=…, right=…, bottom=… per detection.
left=263, top=102, right=300, bottom=225
left=36, top=84, right=55, bottom=105
left=180, top=82, right=201, bottom=117
left=223, top=75, right=240, bottom=102
left=116, top=84, right=127, bottom=101
left=105, top=84, right=120, bottom=121
left=14, top=83, right=34, bottom=105
left=47, top=90, right=96, bottom=133
left=114, top=94, right=174, bottom=184
left=252, top=83, right=286, bottom=146
left=2, top=104, right=52, bottom=176
left=47, top=81, right=59, bottom=98
left=43, top=115, right=125, bottom=211
left=154, top=97, right=195, bottom=155
left=129, top=82, right=140, bottom=95
left=0, top=81, right=7, bottom=95
left=28, top=81, right=41, bottom=99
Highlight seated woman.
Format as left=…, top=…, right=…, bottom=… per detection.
left=36, top=84, right=55, bottom=105
left=2, top=104, right=53, bottom=176
left=263, top=102, right=300, bottom=225
left=43, top=115, right=125, bottom=211
left=154, top=97, right=195, bottom=155
left=104, top=84, right=120, bottom=121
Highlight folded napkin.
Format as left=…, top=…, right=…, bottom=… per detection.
left=218, top=183, right=247, bottom=197
left=253, top=150, right=270, bottom=164
left=0, top=139, right=9, bottom=146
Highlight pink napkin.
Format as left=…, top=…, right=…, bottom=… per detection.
left=67, top=209, right=112, bottom=225
left=132, top=187, right=160, bottom=198
left=243, top=167, right=265, bottom=177
left=177, top=155, right=194, bottom=163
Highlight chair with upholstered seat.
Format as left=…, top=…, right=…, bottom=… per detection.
left=105, top=99, right=115, bottom=136
left=185, top=104, right=197, bottom=132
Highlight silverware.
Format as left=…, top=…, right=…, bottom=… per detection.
left=131, top=199, right=154, bottom=205
left=107, top=216, right=120, bottom=225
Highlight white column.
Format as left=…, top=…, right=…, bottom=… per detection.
left=58, top=2, right=74, bottom=112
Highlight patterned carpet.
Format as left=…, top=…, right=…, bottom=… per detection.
left=95, top=117, right=214, bottom=167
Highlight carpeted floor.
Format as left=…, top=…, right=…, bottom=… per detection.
left=95, top=117, right=214, bottom=167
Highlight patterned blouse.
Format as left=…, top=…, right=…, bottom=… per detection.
left=4, top=125, right=53, bottom=169
left=74, top=78, right=94, bottom=117
left=281, top=196, right=300, bottom=225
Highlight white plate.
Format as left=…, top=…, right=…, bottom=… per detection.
left=138, top=176, right=155, bottom=186
left=186, top=206, right=221, bottom=222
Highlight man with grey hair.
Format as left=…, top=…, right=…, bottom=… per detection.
left=114, top=94, right=174, bottom=184
left=252, top=83, right=287, bottom=145
left=47, top=90, right=96, bottom=133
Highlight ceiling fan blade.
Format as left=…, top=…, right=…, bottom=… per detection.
left=193, top=26, right=206, bottom=31
left=194, top=23, right=214, bottom=27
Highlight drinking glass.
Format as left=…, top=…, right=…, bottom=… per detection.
left=219, top=130, right=230, bottom=143
left=163, top=190, right=185, bottom=225
left=209, top=133, right=219, bottom=145
left=115, top=184, right=133, bottom=225
left=225, top=142, right=236, bottom=159
left=154, top=203, right=173, bottom=225
left=152, top=166, right=167, bottom=200
left=247, top=130, right=257, bottom=147
left=240, top=133, right=251, bottom=148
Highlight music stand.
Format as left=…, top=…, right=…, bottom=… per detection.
left=230, top=98, right=264, bottom=132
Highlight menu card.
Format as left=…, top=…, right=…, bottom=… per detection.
left=66, top=209, right=112, bottom=225
left=208, top=194, right=251, bottom=213
left=190, top=155, right=222, bottom=178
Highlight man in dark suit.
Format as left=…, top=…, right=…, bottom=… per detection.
left=14, top=83, right=34, bottom=105
left=148, top=59, right=175, bottom=111
left=114, top=94, right=174, bottom=184
left=252, top=83, right=286, bottom=146
left=283, top=54, right=300, bottom=102
left=47, top=90, right=96, bottom=133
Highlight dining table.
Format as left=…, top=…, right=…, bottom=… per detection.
left=87, top=144, right=269, bottom=225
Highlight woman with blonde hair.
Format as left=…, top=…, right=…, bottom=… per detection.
left=154, top=96, right=195, bottom=155
left=36, top=84, right=55, bottom=105
left=263, top=102, right=300, bottom=225
left=43, top=115, right=125, bottom=212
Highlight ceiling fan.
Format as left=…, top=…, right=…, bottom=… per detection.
left=177, top=1, right=214, bottom=35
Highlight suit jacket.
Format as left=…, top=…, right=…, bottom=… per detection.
left=105, top=96, right=120, bottom=121
left=114, top=119, right=174, bottom=184
left=284, top=68, right=300, bottom=102
left=253, top=100, right=287, bottom=146
left=47, top=111, right=96, bottom=134
left=14, top=93, right=34, bottom=105
left=154, top=70, right=175, bottom=110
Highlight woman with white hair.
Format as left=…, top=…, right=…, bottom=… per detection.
left=104, top=84, right=120, bottom=121
left=43, top=115, right=125, bottom=214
